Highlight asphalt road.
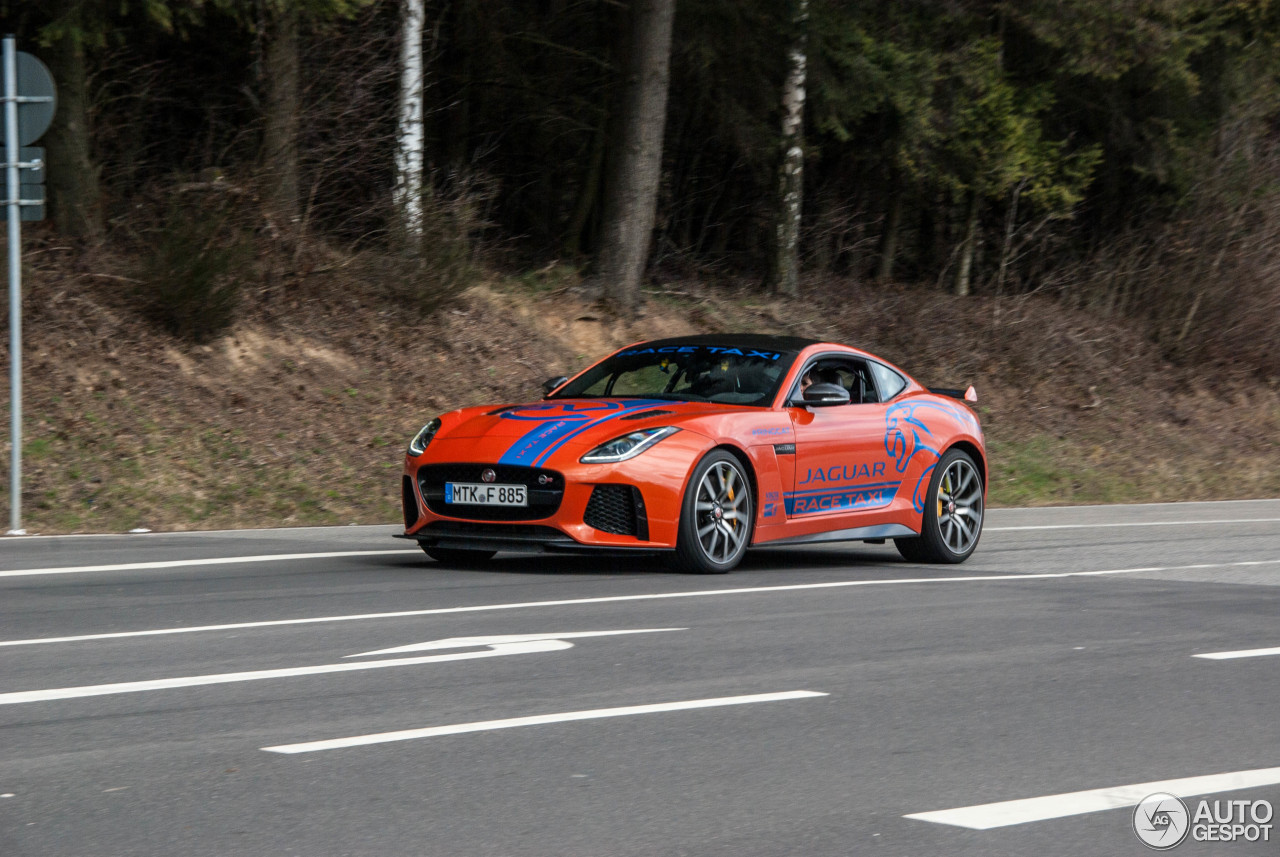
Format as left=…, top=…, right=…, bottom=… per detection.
left=2, top=500, right=1279, bottom=857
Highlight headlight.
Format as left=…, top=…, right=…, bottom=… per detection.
left=580, top=426, right=680, bottom=463
left=407, top=418, right=442, bottom=456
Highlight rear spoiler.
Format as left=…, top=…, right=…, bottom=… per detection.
left=929, top=385, right=978, bottom=403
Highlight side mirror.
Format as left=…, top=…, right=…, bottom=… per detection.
left=799, top=382, right=851, bottom=407
left=542, top=376, right=569, bottom=397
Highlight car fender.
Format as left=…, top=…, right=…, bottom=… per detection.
left=884, top=394, right=984, bottom=514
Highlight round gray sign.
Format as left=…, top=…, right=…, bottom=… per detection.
left=1, top=51, right=58, bottom=145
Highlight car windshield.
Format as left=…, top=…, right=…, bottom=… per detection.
left=551, top=343, right=798, bottom=406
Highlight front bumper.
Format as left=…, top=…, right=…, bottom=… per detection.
left=394, top=521, right=669, bottom=555
left=401, top=430, right=711, bottom=551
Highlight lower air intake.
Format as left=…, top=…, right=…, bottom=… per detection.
left=584, top=484, right=646, bottom=538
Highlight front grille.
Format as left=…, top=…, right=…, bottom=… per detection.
left=418, top=463, right=563, bottom=521
left=584, top=484, right=648, bottom=539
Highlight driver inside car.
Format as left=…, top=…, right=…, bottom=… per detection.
left=800, top=365, right=841, bottom=395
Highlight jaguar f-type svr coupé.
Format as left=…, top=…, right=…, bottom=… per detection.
left=399, top=335, right=986, bottom=573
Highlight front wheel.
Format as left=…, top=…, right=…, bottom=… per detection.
left=894, top=448, right=984, bottom=563
left=673, top=450, right=754, bottom=574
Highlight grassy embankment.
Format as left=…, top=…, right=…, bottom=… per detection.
left=6, top=260, right=1279, bottom=535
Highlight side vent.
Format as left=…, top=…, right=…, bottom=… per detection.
left=620, top=409, right=674, bottom=421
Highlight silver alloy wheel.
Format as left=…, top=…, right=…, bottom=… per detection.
left=693, top=460, right=749, bottom=564
left=936, top=456, right=984, bottom=555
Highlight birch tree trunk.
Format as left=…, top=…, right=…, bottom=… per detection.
left=395, top=0, right=426, bottom=242
left=595, top=0, right=676, bottom=319
left=955, top=191, right=980, bottom=296
left=769, top=0, right=807, bottom=298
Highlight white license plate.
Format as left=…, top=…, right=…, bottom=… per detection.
left=445, top=482, right=528, bottom=507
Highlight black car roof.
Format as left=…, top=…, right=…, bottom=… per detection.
left=628, top=334, right=821, bottom=353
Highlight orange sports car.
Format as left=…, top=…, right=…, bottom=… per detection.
left=398, top=335, right=986, bottom=573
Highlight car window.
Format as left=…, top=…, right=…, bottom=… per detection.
left=793, top=357, right=878, bottom=404
left=869, top=361, right=907, bottom=400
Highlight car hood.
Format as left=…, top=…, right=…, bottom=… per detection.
left=431, top=398, right=725, bottom=468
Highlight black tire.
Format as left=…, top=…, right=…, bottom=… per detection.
left=672, top=450, right=754, bottom=574
left=893, top=535, right=931, bottom=562
left=893, top=448, right=984, bottom=564
left=423, top=546, right=496, bottom=566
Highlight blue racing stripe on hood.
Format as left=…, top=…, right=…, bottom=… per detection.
left=497, top=400, right=672, bottom=467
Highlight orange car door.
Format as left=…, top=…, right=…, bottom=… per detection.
left=787, top=400, right=899, bottom=523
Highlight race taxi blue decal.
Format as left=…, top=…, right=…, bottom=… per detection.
left=784, top=482, right=901, bottom=516
left=884, top=400, right=979, bottom=513
left=619, top=345, right=783, bottom=360
left=497, top=399, right=671, bottom=467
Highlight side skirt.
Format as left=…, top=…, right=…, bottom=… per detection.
left=753, top=523, right=917, bottom=547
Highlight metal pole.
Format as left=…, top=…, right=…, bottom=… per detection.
left=4, top=36, right=23, bottom=534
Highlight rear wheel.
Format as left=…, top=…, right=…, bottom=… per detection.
left=673, top=450, right=754, bottom=574
left=894, top=448, right=984, bottom=563
left=423, top=546, right=496, bottom=566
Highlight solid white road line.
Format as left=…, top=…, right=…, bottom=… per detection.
left=261, top=690, right=830, bottom=754
left=0, top=641, right=574, bottom=706
left=0, top=524, right=398, bottom=541
left=905, top=766, right=1280, bottom=829
left=5, top=515, right=1277, bottom=577
left=2, top=559, right=1278, bottom=649
left=987, top=518, right=1280, bottom=532
left=0, top=550, right=421, bottom=578
left=1194, top=645, right=1280, bottom=660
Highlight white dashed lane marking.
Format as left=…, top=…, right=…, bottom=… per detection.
left=906, top=767, right=1280, bottom=829
left=1194, top=646, right=1280, bottom=660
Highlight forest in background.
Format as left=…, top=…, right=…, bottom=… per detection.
left=4, top=0, right=1280, bottom=533
left=3, top=0, right=1280, bottom=375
